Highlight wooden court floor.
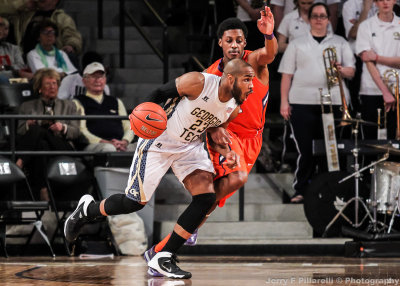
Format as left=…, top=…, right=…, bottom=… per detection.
left=1, top=255, right=400, bottom=285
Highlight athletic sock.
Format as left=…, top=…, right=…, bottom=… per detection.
left=155, top=233, right=171, bottom=253
left=87, top=194, right=144, bottom=218
left=162, top=231, right=186, bottom=253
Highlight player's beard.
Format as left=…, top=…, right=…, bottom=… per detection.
left=231, top=79, right=243, bottom=105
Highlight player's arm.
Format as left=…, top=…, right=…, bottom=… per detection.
left=206, top=106, right=240, bottom=145
left=148, top=72, right=204, bottom=104
left=206, top=132, right=240, bottom=170
left=248, top=5, right=278, bottom=66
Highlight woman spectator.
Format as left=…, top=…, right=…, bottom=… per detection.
left=277, top=0, right=314, bottom=53
left=27, top=20, right=76, bottom=78
left=16, top=68, right=80, bottom=200
left=278, top=3, right=355, bottom=203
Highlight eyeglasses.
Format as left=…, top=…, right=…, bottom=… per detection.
left=310, top=14, right=329, bottom=20
left=41, top=30, right=56, bottom=36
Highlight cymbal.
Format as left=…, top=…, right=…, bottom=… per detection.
left=364, top=144, right=400, bottom=155
left=335, top=118, right=378, bottom=126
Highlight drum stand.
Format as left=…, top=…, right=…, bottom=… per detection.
left=322, top=121, right=389, bottom=237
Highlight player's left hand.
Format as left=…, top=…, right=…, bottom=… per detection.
left=257, top=5, right=274, bottom=36
left=225, top=150, right=240, bottom=170
left=208, top=127, right=232, bottom=145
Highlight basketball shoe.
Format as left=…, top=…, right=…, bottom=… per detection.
left=184, top=229, right=198, bottom=246
left=64, top=194, right=94, bottom=242
left=144, top=245, right=163, bottom=277
left=148, top=251, right=191, bottom=279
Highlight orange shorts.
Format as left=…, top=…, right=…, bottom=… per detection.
left=207, top=129, right=263, bottom=207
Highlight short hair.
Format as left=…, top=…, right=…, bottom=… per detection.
left=308, top=2, right=330, bottom=19
left=35, top=19, right=59, bottom=39
left=0, top=17, right=9, bottom=28
left=216, top=17, right=248, bottom=39
left=33, top=68, right=61, bottom=94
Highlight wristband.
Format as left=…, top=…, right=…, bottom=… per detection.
left=264, top=33, right=275, bottom=40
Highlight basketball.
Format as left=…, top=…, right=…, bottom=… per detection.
left=129, top=102, right=167, bottom=139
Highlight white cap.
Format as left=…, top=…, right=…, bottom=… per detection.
left=83, top=62, right=105, bottom=75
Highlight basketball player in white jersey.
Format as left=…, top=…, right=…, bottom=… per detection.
left=64, top=58, right=255, bottom=279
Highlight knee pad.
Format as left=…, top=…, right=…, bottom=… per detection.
left=104, top=194, right=144, bottom=215
left=177, top=192, right=216, bottom=233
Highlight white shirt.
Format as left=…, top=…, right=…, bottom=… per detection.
left=271, top=0, right=341, bottom=17
left=342, top=0, right=377, bottom=52
left=27, top=48, right=77, bottom=74
left=355, top=13, right=400, bottom=95
left=237, top=0, right=252, bottom=22
left=166, top=73, right=237, bottom=143
left=277, top=10, right=310, bottom=42
left=58, top=72, right=110, bottom=100
left=278, top=31, right=355, bottom=105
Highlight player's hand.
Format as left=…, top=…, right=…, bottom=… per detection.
left=257, top=5, right=275, bottom=36
left=225, top=151, right=240, bottom=170
left=208, top=127, right=232, bottom=145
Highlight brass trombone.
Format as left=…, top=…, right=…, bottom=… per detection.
left=323, top=47, right=352, bottom=126
left=383, top=69, right=400, bottom=140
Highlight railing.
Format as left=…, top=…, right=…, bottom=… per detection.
left=1, top=114, right=245, bottom=221
left=96, top=0, right=169, bottom=83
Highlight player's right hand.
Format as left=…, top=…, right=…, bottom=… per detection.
left=225, top=150, right=240, bottom=170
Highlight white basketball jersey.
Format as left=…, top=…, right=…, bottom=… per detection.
left=165, top=73, right=237, bottom=143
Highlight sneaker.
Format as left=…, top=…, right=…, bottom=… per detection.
left=184, top=229, right=198, bottom=246
left=148, top=251, right=192, bottom=279
left=144, top=245, right=163, bottom=277
left=64, top=194, right=94, bottom=242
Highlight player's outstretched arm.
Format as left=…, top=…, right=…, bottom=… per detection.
left=249, top=5, right=278, bottom=66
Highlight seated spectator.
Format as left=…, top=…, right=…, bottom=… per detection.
left=74, top=62, right=135, bottom=152
left=58, top=51, right=110, bottom=100
left=27, top=20, right=77, bottom=77
left=16, top=68, right=80, bottom=200
left=0, top=16, right=32, bottom=84
left=0, top=0, right=82, bottom=65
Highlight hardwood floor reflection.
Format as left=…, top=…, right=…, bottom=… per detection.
left=1, top=256, right=400, bottom=285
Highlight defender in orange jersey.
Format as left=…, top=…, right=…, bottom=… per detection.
left=144, top=8, right=278, bottom=276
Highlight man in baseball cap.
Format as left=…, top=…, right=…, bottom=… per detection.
left=73, top=61, right=135, bottom=152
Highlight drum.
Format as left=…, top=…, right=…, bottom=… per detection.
left=372, top=161, right=400, bottom=214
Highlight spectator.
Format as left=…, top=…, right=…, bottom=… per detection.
left=355, top=0, right=400, bottom=139
left=74, top=62, right=135, bottom=152
left=16, top=68, right=80, bottom=200
left=0, top=0, right=82, bottom=63
left=27, top=19, right=77, bottom=77
left=0, top=16, right=32, bottom=83
left=58, top=51, right=110, bottom=100
left=272, top=0, right=340, bottom=32
left=278, top=3, right=355, bottom=203
left=277, top=0, right=314, bottom=53
left=342, top=0, right=377, bottom=113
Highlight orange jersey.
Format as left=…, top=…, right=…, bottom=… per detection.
left=205, top=50, right=270, bottom=136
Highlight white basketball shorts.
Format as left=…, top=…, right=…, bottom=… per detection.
left=124, top=132, right=214, bottom=202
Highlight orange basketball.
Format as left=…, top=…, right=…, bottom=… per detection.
left=129, top=102, right=167, bottom=139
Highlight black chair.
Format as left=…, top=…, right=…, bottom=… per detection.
left=0, top=156, right=54, bottom=257
left=0, top=83, right=35, bottom=112
left=46, top=156, right=118, bottom=256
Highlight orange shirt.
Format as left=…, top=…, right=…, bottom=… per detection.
left=206, top=50, right=269, bottom=137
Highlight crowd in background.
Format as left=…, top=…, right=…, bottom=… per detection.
left=0, top=0, right=399, bottom=203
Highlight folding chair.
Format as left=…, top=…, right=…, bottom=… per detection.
left=0, top=156, right=54, bottom=257
left=46, top=156, right=118, bottom=256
